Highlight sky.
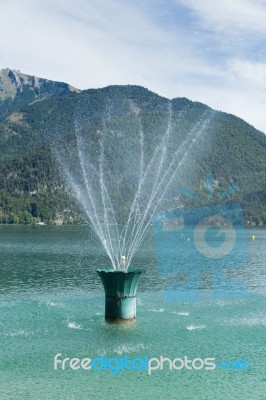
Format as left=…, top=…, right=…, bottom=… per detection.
left=0, top=0, right=266, bottom=132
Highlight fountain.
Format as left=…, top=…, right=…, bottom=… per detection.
left=54, top=91, right=213, bottom=322
left=97, top=257, right=143, bottom=322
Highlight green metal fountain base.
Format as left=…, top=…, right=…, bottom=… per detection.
left=97, top=269, right=144, bottom=322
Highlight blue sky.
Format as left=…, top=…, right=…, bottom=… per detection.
left=1, top=0, right=266, bottom=132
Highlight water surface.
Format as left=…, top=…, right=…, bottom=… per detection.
left=0, top=226, right=265, bottom=399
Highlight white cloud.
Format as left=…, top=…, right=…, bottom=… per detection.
left=0, top=0, right=217, bottom=92
left=0, top=0, right=265, bottom=132
left=179, top=0, right=266, bottom=35
left=229, top=59, right=266, bottom=88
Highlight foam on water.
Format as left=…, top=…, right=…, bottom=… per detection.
left=67, top=321, right=82, bottom=330
left=46, top=301, right=67, bottom=309
left=186, top=324, right=206, bottom=331
left=223, top=317, right=266, bottom=326
left=113, top=343, right=146, bottom=356
left=3, top=329, right=33, bottom=337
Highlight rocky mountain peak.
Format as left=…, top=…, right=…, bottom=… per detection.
left=0, top=68, right=79, bottom=102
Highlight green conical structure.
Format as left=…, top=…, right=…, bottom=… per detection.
left=97, top=269, right=143, bottom=322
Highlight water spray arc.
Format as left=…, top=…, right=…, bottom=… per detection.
left=56, top=97, right=214, bottom=321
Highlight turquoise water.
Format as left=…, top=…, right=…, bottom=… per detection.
left=0, top=225, right=265, bottom=399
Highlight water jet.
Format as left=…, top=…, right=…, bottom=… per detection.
left=54, top=97, right=213, bottom=322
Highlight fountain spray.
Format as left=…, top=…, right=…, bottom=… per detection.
left=56, top=97, right=213, bottom=322
left=121, top=255, right=126, bottom=270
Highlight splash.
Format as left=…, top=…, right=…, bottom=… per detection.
left=55, top=95, right=214, bottom=271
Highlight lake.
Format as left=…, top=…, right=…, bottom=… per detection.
left=0, top=225, right=265, bottom=399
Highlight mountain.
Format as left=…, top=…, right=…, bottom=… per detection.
left=0, top=68, right=80, bottom=119
left=0, top=70, right=265, bottom=226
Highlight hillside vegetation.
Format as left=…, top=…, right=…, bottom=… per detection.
left=0, top=71, right=265, bottom=226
